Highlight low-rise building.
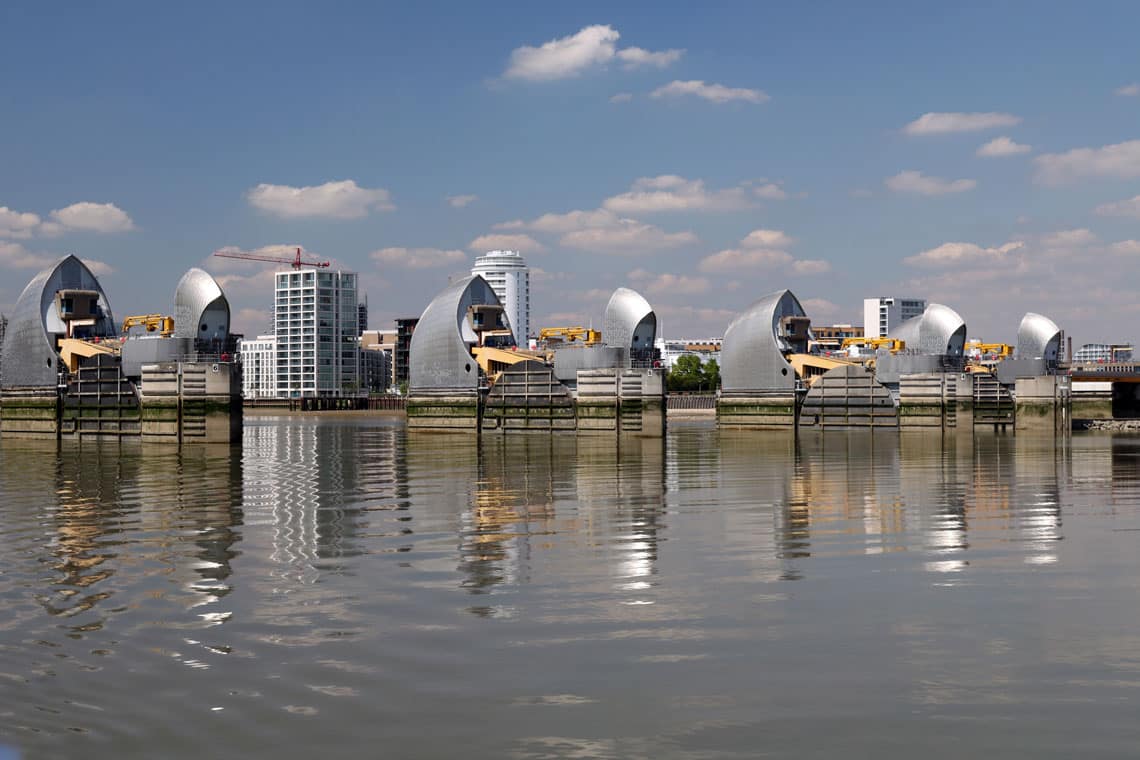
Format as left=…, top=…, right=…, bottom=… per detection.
left=239, top=334, right=278, bottom=399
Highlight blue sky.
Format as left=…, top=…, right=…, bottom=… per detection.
left=2, top=1, right=1139, bottom=345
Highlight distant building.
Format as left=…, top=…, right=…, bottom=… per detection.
left=274, top=268, right=360, bottom=397
left=359, top=342, right=390, bottom=393
left=239, top=334, right=278, bottom=398
left=863, top=297, right=925, bottom=338
left=361, top=329, right=397, bottom=389
left=471, top=249, right=529, bottom=342
left=813, top=324, right=864, bottom=353
left=1074, top=343, right=1133, bottom=363
left=394, top=317, right=419, bottom=389
left=358, top=296, right=369, bottom=335
left=0, top=313, right=6, bottom=380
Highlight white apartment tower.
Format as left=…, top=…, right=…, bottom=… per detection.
left=471, top=249, right=529, bottom=342
left=863, top=296, right=926, bottom=338
left=239, top=334, right=278, bottom=399
left=274, top=268, right=361, bottom=397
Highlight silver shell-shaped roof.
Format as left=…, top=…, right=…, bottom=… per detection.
left=409, top=275, right=510, bottom=392
left=1016, top=312, right=1061, bottom=361
left=174, top=268, right=230, bottom=342
left=1, top=255, right=116, bottom=388
left=721, top=289, right=807, bottom=393
left=888, top=303, right=966, bottom=356
left=602, top=287, right=656, bottom=351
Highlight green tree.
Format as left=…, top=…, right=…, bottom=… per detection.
left=703, top=359, right=720, bottom=391
left=667, top=354, right=706, bottom=392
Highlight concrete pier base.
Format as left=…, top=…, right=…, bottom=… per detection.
left=1015, top=375, right=1071, bottom=433
left=0, top=387, right=60, bottom=438
left=717, top=392, right=798, bottom=429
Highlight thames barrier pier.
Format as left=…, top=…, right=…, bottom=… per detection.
left=406, top=277, right=666, bottom=436
left=716, top=289, right=1071, bottom=434
left=0, top=256, right=241, bottom=443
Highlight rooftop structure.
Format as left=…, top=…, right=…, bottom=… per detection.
left=174, top=267, right=231, bottom=351
left=602, top=287, right=656, bottom=362
left=409, top=275, right=510, bottom=392
left=721, top=290, right=810, bottom=393
left=888, top=303, right=966, bottom=356
left=1, top=255, right=116, bottom=389
left=471, top=250, right=529, bottom=342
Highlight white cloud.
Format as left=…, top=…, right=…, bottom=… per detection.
left=627, top=268, right=710, bottom=295
left=885, top=170, right=977, bottom=196
left=977, top=136, right=1031, bottom=157
left=1041, top=228, right=1097, bottom=248
left=1095, top=195, right=1140, bottom=218
left=502, top=25, right=681, bottom=82
left=615, top=46, right=684, bottom=69
left=740, top=228, right=794, bottom=248
left=82, top=259, right=114, bottom=276
left=904, top=240, right=1025, bottom=268
left=902, top=111, right=1021, bottom=136
left=603, top=175, right=783, bottom=214
left=609, top=92, right=633, bottom=104
left=1034, top=140, right=1140, bottom=185
left=791, top=259, right=832, bottom=275
left=1116, top=83, right=1140, bottom=97
left=247, top=179, right=394, bottom=219
left=469, top=233, right=547, bottom=254
left=232, top=307, right=273, bottom=338
left=0, top=241, right=49, bottom=269
left=698, top=228, right=828, bottom=275
left=801, top=298, right=841, bottom=321
left=371, top=247, right=468, bottom=269
left=650, top=80, right=768, bottom=104
left=1110, top=240, right=1140, bottom=255
left=447, top=194, right=478, bottom=208
left=49, top=202, right=135, bottom=233
left=0, top=207, right=42, bottom=239
left=496, top=208, right=621, bottom=233
left=560, top=220, right=696, bottom=254
left=700, top=247, right=793, bottom=272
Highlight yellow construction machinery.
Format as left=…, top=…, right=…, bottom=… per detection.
left=122, top=314, right=174, bottom=337
left=470, top=346, right=545, bottom=384
left=538, top=326, right=602, bottom=345
left=788, top=353, right=856, bottom=386
left=57, top=338, right=120, bottom=373
left=840, top=337, right=907, bottom=353
left=968, top=342, right=1013, bottom=359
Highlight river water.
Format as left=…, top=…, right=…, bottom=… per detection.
left=2, top=418, right=1140, bottom=758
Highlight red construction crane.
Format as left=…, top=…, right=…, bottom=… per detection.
left=213, top=247, right=330, bottom=270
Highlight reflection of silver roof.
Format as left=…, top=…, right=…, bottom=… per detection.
left=1017, top=312, right=1061, bottom=361
left=174, top=268, right=230, bottom=342
left=409, top=275, right=510, bottom=392
left=1, top=255, right=116, bottom=388
left=721, top=289, right=806, bottom=393
left=888, top=303, right=966, bottom=356
left=602, top=287, right=656, bottom=351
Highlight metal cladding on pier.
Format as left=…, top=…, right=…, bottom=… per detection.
left=409, top=274, right=510, bottom=393
left=173, top=267, right=230, bottom=344
left=1017, top=312, right=1062, bottom=361
left=720, top=289, right=808, bottom=393
left=603, top=287, right=656, bottom=352
left=0, top=255, right=116, bottom=389
left=887, top=303, right=967, bottom=356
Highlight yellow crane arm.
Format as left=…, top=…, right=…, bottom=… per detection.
left=122, top=314, right=175, bottom=337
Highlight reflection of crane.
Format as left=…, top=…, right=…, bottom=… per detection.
left=538, top=326, right=602, bottom=345
left=122, top=314, right=174, bottom=337
left=841, top=337, right=906, bottom=352
left=213, top=247, right=330, bottom=270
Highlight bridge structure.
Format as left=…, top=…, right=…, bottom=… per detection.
left=1067, top=363, right=1140, bottom=419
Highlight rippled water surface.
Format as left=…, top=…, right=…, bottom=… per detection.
left=3, top=417, right=1140, bottom=758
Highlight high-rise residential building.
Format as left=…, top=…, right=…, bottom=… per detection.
left=863, top=297, right=926, bottom=338
left=239, top=334, right=278, bottom=398
left=274, top=268, right=361, bottom=397
left=471, top=249, right=529, bottom=342
left=394, top=317, right=418, bottom=388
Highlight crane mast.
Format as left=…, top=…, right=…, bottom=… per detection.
left=212, top=247, right=330, bottom=270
